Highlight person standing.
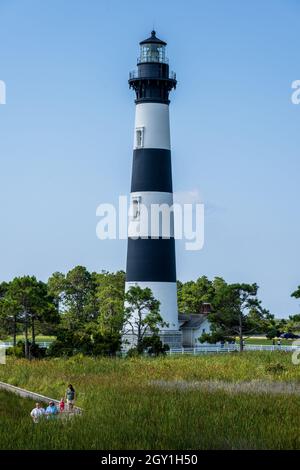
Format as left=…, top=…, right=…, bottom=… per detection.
left=30, top=403, right=45, bottom=423
left=65, top=384, right=76, bottom=411
left=59, top=397, right=65, bottom=413
left=45, top=401, right=58, bottom=419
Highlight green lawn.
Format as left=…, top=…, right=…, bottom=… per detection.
left=243, top=338, right=295, bottom=346
left=2, top=335, right=55, bottom=343
left=0, top=352, right=300, bottom=450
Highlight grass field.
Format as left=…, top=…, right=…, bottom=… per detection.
left=243, top=338, right=295, bottom=346
left=0, top=390, right=33, bottom=421
left=2, top=335, right=55, bottom=343
left=0, top=352, right=300, bottom=450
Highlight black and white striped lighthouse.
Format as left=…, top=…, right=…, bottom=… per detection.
left=125, top=31, right=182, bottom=347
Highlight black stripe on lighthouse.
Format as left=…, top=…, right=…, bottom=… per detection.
left=126, top=237, right=176, bottom=282
left=131, top=149, right=173, bottom=193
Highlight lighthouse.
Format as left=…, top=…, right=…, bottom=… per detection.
left=125, top=31, right=182, bottom=348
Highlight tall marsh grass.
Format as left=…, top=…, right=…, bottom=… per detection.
left=0, top=352, right=300, bottom=449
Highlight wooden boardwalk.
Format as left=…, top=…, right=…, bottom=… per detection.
left=0, top=380, right=83, bottom=414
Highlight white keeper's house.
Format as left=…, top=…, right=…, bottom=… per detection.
left=179, top=303, right=212, bottom=347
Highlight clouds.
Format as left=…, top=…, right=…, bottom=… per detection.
left=173, top=188, right=203, bottom=205
left=174, top=188, right=225, bottom=215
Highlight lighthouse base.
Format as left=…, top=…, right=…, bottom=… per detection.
left=122, top=329, right=182, bottom=352
left=159, top=330, right=182, bottom=349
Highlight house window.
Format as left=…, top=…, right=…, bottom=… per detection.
left=136, top=127, right=144, bottom=148
left=202, top=328, right=206, bottom=334
left=131, top=196, right=141, bottom=220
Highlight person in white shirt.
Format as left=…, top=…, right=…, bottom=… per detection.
left=30, top=402, right=45, bottom=423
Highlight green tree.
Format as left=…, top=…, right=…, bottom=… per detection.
left=291, top=288, right=300, bottom=330
left=47, top=269, right=125, bottom=357
left=64, top=266, right=94, bottom=323
left=177, top=276, right=215, bottom=314
left=292, top=286, right=300, bottom=300
left=123, top=286, right=166, bottom=353
left=95, top=270, right=125, bottom=335
left=47, top=271, right=66, bottom=312
left=289, top=314, right=300, bottom=322
left=0, top=282, right=19, bottom=343
left=265, top=326, right=280, bottom=340
left=284, top=313, right=300, bottom=333
left=201, top=281, right=268, bottom=352
left=0, top=295, right=20, bottom=345
left=6, top=276, right=58, bottom=358
left=48, top=266, right=99, bottom=330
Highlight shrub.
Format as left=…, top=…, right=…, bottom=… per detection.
left=265, top=362, right=287, bottom=374
left=6, top=341, right=46, bottom=358
left=47, top=328, right=93, bottom=357
left=6, top=341, right=24, bottom=358
left=126, top=347, right=140, bottom=358
left=127, top=335, right=170, bottom=356
left=140, top=335, right=170, bottom=356
left=266, top=328, right=280, bottom=340
left=47, top=340, right=74, bottom=357
left=47, top=329, right=122, bottom=357
left=92, top=332, right=121, bottom=356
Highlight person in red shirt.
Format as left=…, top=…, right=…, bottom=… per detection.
left=59, top=397, right=65, bottom=413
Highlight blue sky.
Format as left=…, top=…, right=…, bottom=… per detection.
left=0, top=0, right=299, bottom=317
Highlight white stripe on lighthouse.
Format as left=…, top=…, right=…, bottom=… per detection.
left=125, top=281, right=178, bottom=330
left=134, top=102, right=171, bottom=150
left=128, top=191, right=174, bottom=238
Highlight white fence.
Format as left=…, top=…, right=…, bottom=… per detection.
left=0, top=341, right=52, bottom=349
left=1, top=342, right=299, bottom=355
left=167, top=344, right=300, bottom=355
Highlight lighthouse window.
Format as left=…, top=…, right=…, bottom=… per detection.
left=136, top=128, right=144, bottom=148
left=140, top=44, right=166, bottom=63
left=131, top=196, right=141, bottom=220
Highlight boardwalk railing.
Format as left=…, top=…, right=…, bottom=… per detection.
left=0, top=381, right=82, bottom=414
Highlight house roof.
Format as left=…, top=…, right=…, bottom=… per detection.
left=179, top=313, right=208, bottom=329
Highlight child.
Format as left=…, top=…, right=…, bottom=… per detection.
left=59, top=397, right=65, bottom=413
